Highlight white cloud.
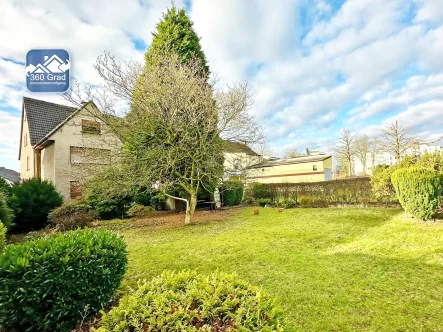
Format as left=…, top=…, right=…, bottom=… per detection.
left=413, top=0, right=443, bottom=24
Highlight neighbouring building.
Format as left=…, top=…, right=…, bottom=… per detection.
left=246, top=152, right=333, bottom=184
left=19, top=97, right=122, bottom=201
left=0, top=167, right=20, bottom=185
left=223, top=141, right=262, bottom=179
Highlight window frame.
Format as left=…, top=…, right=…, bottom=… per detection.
left=81, top=119, right=101, bottom=135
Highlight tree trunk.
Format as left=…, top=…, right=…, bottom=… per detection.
left=184, top=193, right=197, bottom=224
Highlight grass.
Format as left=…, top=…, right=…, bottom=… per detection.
left=112, top=207, right=443, bottom=331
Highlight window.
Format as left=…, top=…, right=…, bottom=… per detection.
left=24, top=133, right=28, bottom=147
left=81, top=119, right=101, bottom=134
left=70, top=181, right=82, bottom=198
left=313, top=165, right=317, bottom=171
left=233, top=159, right=240, bottom=170
left=70, top=146, right=111, bottom=164
left=26, top=156, right=30, bottom=171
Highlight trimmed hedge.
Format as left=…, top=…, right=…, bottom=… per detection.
left=221, top=180, right=244, bottom=206
left=0, top=228, right=127, bottom=331
left=48, top=201, right=99, bottom=231
left=392, top=167, right=443, bottom=220
left=251, top=182, right=272, bottom=199
left=96, top=270, right=283, bottom=331
left=249, top=178, right=372, bottom=206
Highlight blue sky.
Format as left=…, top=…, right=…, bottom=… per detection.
left=1, top=0, right=443, bottom=171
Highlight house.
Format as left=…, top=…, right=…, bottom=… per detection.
left=19, top=97, right=122, bottom=201
left=246, top=153, right=333, bottom=183
left=0, top=167, right=20, bottom=185
left=223, top=141, right=262, bottom=179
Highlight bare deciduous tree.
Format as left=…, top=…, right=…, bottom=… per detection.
left=382, top=120, right=415, bottom=161
left=334, top=129, right=356, bottom=178
left=64, top=52, right=264, bottom=224
left=369, top=137, right=380, bottom=171
left=354, top=135, right=369, bottom=174
left=284, top=148, right=303, bottom=159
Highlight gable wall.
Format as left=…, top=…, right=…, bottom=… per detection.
left=19, top=110, right=34, bottom=180
left=43, top=103, right=122, bottom=201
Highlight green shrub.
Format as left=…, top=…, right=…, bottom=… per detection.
left=299, top=195, right=329, bottom=208
left=252, top=182, right=272, bottom=199
left=0, top=228, right=127, bottom=331
left=83, top=167, right=133, bottom=219
left=96, top=270, right=283, bottom=332
left=391, top=167, right=443, bottom=220
left=0, top=192, right=14, bottom=230
left=279, top=197, right=297, bottom=209
left=150, top=192, right=167, bottom=210
left=222, top=180, right=244, bottom=206
left=48, top=201, right=99, bottom=231
left=127, top=204, right=155, bottom=218
left=0, top=221, right=6, bottom=252
left=257, top=198, right=272, bottom=207
left=0, top=177, right=12, bottom=197
left=10, top=178, right=63, bottom=232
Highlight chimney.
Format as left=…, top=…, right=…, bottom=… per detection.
left=306, top=148, right=310, bottom=156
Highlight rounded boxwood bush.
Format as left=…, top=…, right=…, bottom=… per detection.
left=96, top=270, right=283, bottom=332
left=392, top=167, right=443, bottom=220
left=0, top=228, right=127, bottom=331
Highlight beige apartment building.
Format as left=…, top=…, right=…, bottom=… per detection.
left=19, top=97, right=122, bottom=201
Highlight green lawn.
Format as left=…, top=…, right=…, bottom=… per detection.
left=112, top=207, right=443, bottom=331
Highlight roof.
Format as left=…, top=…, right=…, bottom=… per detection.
left=223, top=140, right=259, bottom=156
left=23, top=97, right=76, bottom=145
left=248, top=154, right=332, bottom=169
left=0, top=167, right=20, bottom=184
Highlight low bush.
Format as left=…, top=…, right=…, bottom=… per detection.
left=278, top=197, right=297, bottom=209
left=222, top=180, right=244, bottom=206
left=48, top=201, right=99, bottom=231
left=150, top=192, right=167, bottom=210
left=96, top=270, right=283, bottom=332
left=0, top=228, right=127, bottom=331
left=252, top=182, right=272, bottom=199
left=257, top=198, right=272, bottom=207
left=0, top=221, right=6, bottom=252
left=0, top=192, right=13, bottom=230
left=391, top=167, right=443, bottom=220
left=10, top=178, right=63, bottom=232
left=299, top=195, right=329, bottom=208
left=127, top=204, right=155, bottom=218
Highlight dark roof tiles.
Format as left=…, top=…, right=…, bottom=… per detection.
left=23, top=97, right=76, bottom=145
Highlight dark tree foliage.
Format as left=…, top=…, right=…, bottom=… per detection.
left=145, top=6, right=209, bottom=77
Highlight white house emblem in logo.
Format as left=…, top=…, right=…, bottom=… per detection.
left=26, top=49, right=70, bottom=92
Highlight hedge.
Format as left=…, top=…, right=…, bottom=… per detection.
left=96, top=270, right=283, bottom=331
left=0, top=228, right=127, bottom=331
left=392, top=167, right=443, bottom=220
left=248, top=178, right=373, bottom=205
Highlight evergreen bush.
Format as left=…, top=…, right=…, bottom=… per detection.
left=0, top=228, right=127, bottom=331
left=0, top=221, right=6, bottom=252
left=221, top=180, right=244, bottom=206
left=391, top=167, right=443, bottom=220
left=48, top=201, right=99, bottom=231
left=10, top=178, right=63, bottom=232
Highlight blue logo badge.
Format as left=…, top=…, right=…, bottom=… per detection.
left=26, top=49, right=70, bottom=93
